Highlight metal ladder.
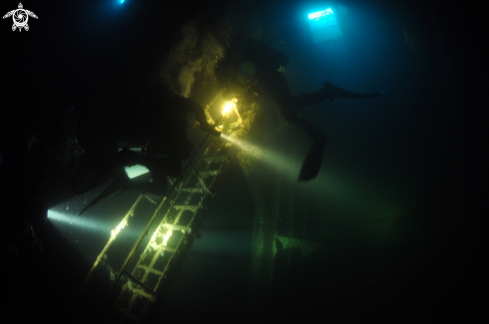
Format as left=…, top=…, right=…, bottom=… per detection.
left=108, top=133, right=237, bottom=323
left=81, top=95, right=258, bottom=323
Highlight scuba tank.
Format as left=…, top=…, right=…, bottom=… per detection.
left=236, top=61, right=258, bottom=87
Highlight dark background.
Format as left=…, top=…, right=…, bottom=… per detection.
left=1, top=0, right=485, bottom=323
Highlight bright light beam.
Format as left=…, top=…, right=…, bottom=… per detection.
left=221, top=133, right=301, bottom=179
left=48, top=209, right=108, bottom=233
left=47, top=209, right=143, bottom=238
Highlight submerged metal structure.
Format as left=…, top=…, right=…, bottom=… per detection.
left=80, top=91, right=259, bottom=323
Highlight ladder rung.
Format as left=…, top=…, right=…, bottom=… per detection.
left=181, top=187, right=204, bottom=194
left=123, top=271, right=156, bottom=295
left=204, top=155, right=227, bottom=163
left=189, top=165, right=213, bottom=195
left=173, top=205, right=199, bottom=212
left=199, top=170, right=220, bottom=178
left=133, top=288, right=156, bottom=302
left=229, top=122, right=241, bottom=129
left=143, top=195, right=158, bottom=205
left=161, top=246, right=176, bottom=252
left=138, top=265, right=164, bottom=276
left=161, top=223, right=190, bottom=234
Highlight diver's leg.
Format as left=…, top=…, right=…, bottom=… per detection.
left=296, top=81, right=383, bottom=107
left=284, top=115, right=327, bottom=182
left=285, top=114, right=323, bottom=139
left=256, top=71, right=329, bottom=181
left=257, top=71, right=300, bottom=115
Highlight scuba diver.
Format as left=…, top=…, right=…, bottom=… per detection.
left=215, top=37, right=385, bottom=181
left=71, top=87, right=220, bottom=215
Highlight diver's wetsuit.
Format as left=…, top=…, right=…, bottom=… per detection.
left=215, top=37, right=383, bottom=180
left=216, top=37, right=382, bottom=138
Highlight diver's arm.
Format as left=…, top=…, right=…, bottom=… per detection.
left=178, top=97, right=209, bottom=126
left=175, top=96, right=220, bottom=136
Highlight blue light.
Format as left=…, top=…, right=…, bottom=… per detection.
left=307, top=7, right=342, bottom=43
left=308, top=8, right=333, bottom=20
left=120, top=0, right=125, bottom=4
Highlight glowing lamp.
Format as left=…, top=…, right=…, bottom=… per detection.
left=222, top=102, right=233, bottom=116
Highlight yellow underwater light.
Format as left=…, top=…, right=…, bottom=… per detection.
left=222, top=101, right=233, bottom=116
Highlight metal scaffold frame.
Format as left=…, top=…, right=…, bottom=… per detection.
left=80, top=90, right=258, bottom=323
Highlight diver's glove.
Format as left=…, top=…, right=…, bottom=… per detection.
left=200, top=123, right=221, bottom=137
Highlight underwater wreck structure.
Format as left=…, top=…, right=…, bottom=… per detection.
left=79, top=84, right=323, bottom=322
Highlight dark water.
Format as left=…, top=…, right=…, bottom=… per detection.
left=1, top=0, right=484, bottom=323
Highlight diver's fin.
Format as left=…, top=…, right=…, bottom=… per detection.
left=298, top=135, right=326, bottom=182
left=79, top=171, right=130, bottom=215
